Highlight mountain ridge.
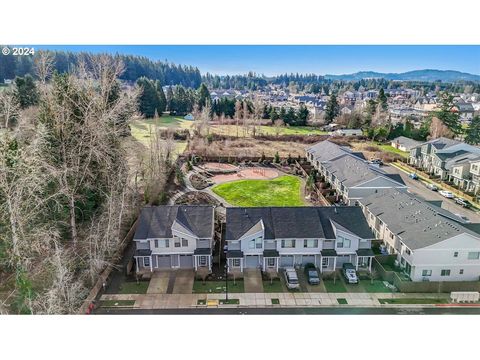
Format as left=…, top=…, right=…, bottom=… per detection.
left=323, top=69, right=480, bottom=83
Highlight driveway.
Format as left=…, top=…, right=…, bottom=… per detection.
left=384, top=164, right=480, bottom=223
left=244, top=269, right=264, bottom=293
left=147, top=272, right=170, bottom=294
left=172, top=269, right=194, bottom=294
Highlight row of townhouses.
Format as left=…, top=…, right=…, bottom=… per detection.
left=408, top=137, right=480, bottom=193
left=359, top=189, right=480, bottom=282
left=306, top=140, right=407, bottom=205
left=224, top=206, right=375, bottom=274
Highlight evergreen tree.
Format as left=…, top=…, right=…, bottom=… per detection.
left=13, top=75, right=39, bottom=109
left=378, top=88, right=388, bottom=112
left=166, top=86, right=174, bottom=112
left=279, top=107, right=286, bottom=121
left=137, top=77, right=159, bottom=118
left=270, top=107, right=279, bottom=122
left=296, top=104, right=309, bottom=125
left=433, top=92, right=462, bottom=135
left=324, top=94, right=340, bottom=124
left=196, top=83, right=211, bottom=110
left=155, top=80, right=167, bottom=115
left=465, top=115, right=480, bottom=145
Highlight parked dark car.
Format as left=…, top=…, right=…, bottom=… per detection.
left=304, top=264, right=320, bottom=285
left=455, top=198, right=471, bottom=208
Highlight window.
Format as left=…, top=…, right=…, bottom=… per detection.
left=337, top=236, right=351, bottom=248
left=143, top=257, right=150, bottom=267
left=322, top=257, right=329, bottom=268
left=441, top=269, right=451, bottom=277
left=304, top=239, right=318, bottom=248
left=389, top=232, right=394, bottom=239
left=156, top=239, right=169, bottom=248
left=174, top=238, right=181, bottom=248
left=233, top=259, right=240, bottom=267
left=468, top=252, right=480, bottom=260
left=454, top=252, right=458, bottom=258
left=249, top=238, right=263, bottom=249
left=422, top=270, right=432, bottom=277
left=182, top=238, right=188, bottom=247
left=405, top=248, right=411, bottom=255
left=199, top=256, right=207, bottom=266
left=460, top=269, right=464, bottom=275
left=281, top=240, right=295, bottom=248
left=267, top=258, right=275, bottom=267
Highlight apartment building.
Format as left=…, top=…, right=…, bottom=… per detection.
left=359, top=189, right=480, bottom=282
left=307, top=140, right=406, bottom=204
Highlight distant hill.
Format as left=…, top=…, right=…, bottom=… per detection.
left=324, top=69, right=480, bottom=83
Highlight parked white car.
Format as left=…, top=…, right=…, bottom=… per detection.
left=439, top=190, right=454, bottom=198
left=284, top=268, right=300, bottom=290
left=342, top=263, right=359, bottom=284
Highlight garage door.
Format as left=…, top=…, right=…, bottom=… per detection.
left=179, top=255, right=194, bottom=268
left=302, top=255, right=315, bottom=266
left=156, top=255, right=171, bottom=268
left=280, top=255, right=294, bottom=268
left=245, top=255, right=260, bottom=268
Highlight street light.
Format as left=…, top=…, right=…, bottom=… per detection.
left=224, top=262, right=229, bottom=301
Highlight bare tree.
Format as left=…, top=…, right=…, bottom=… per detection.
left=234, top=100, right=242, bottom=138
left=0, top=90, right=19, bottom=129
left=273, top=119, right=285, bottom=137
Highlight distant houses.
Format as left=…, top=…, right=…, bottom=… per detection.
left=391, top=136, right=422, bottom=152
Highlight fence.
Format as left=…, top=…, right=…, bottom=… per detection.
left=184, top=154, right=307, bottom=164
left=373, top=256, right=480, bottom=293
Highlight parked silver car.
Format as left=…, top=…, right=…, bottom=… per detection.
left=284, top=268, right=300, bottom=290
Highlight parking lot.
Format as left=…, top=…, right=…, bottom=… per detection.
left=383, top=165, right=480, bottom=223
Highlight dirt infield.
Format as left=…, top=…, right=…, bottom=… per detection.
left=211, top=167, right=279, bottom=184
left=200, top=162, right=238, bottom=172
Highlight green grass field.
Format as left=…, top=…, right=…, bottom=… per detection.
left=323, top=279, right=348, bottom=293
left=212, top=175, right=305, bottom=207
left=377, top=144, right=409, bottom=158
left=210, top=124, right=328, bottom=137
left=129, top=115, right=190, bottom=156
left=118, top=281, right=150, bottom=294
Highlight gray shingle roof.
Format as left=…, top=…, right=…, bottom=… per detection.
left=359, top=189, right=480, bottom=250
left=225, top=207, right=373, bottom=241
left=391, top=136, right=421, bottom=150
left=306, top=140, right=358, bottom=163
left=133, top=206, right=214, bottom=240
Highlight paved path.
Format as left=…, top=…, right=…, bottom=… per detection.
left=172, top=269, right=195, bottom=294
left=244, top=269, right=264, bottom=293
left=98, top=291, right=455, bottom=310
left=146, top=272, right=169, bottom=294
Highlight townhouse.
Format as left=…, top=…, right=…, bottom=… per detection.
left=409, top=138, right=480, bottom=182
left=225, top=207, right=375, bottom=273
left=359, top=189, right=480, bottom=282
left=307, top=140, right=407, bottom=205
left=133, top=205, right=215, bottom=273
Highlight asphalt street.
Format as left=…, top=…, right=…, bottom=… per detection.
left=94, top=306, right=480, bottom=315
left=383, top=165, right=480, bottom=223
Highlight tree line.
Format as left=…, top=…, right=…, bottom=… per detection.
left=0, top=49, right=202, bottom=88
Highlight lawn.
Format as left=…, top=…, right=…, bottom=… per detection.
left=263, top=279, right=285, bottom=293
left=209, top=124, right=328, bottom=137
left=211, top=175, right=305, bottom=207
left=323, top=279, right=348, bottom=293
left=99, top=300, right=136, bottom=307
left=118, top=281, right=149, bottom=294
left=337, top=298, right=348, bottom=305
left=192, top=280, right=245, bottom=293
left=378, top=298, right=449, bottom=304
left=377, top=144, right=409, bottom=158
left=361, top=280, right=392, bottom=293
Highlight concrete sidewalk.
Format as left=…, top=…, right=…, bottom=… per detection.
left=99, top=291, right=453, bottom=310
